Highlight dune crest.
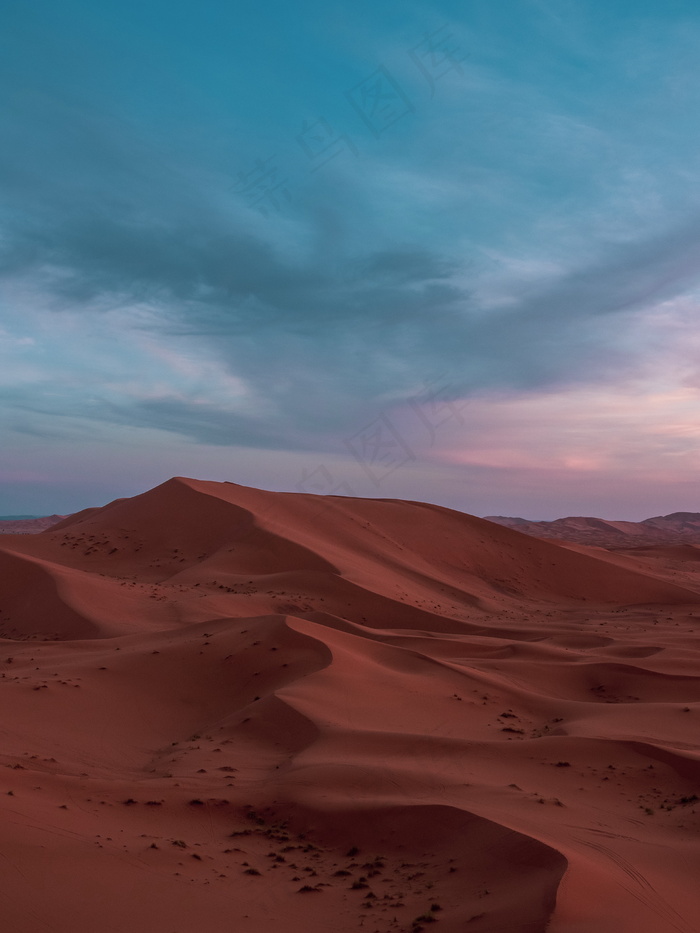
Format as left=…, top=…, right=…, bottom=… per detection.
left=1, top=477, right=699, bottom=931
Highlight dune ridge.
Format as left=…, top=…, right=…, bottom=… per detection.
left=1, top=476, right=699, bottom=931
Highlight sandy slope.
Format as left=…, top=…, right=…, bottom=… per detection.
left=1, top=477, right=700, bottom=932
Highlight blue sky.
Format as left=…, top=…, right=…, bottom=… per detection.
left=2, top=0, right=700, bottom=518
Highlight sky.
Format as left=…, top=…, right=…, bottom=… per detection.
left=1, top=0, right=700, bottom=519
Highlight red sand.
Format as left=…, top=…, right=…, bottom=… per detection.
left=1, top=476, right=699, bottom=932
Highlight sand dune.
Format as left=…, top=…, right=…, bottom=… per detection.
left=1, top=477, right=700, bottom=931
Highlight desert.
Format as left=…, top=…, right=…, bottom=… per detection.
left=0, top=477, right=699, bottom=932
left=5, top=2, right=700, bottom=930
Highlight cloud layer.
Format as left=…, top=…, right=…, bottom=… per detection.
left=2, top=0, right=700, bottom=516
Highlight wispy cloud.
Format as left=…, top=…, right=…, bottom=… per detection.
left=4, top=0, right=700, bottom=514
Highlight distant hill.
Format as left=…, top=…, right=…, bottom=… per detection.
left=0, top=515, right=68, bottom=534
left=484, top=512, right=700, bottom=547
